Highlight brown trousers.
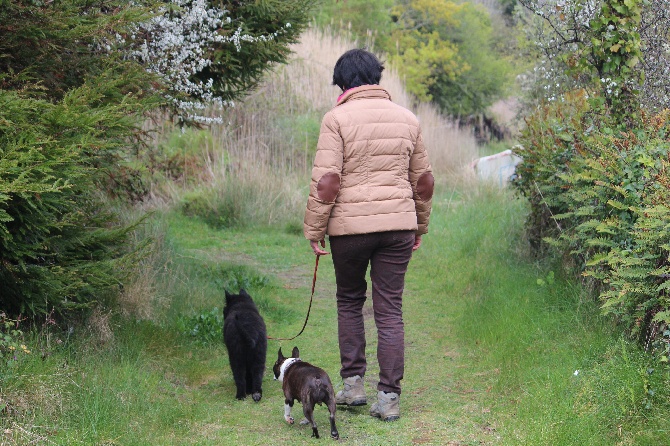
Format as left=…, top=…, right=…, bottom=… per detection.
left=329, top=230, right=415, bottom=395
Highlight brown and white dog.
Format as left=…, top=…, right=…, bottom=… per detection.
left=273, top=347, right=339, bottom=440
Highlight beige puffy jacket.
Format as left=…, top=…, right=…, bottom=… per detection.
left=304, top=85, right=434, bottom=241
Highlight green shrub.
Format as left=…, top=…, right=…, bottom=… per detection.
left=177, top=307, right=222, bottom=345
left=0, top=88, right=149, bottom=318
left=0, top=3, right=165, bottom=320
left=514, top=101, right=670, bottom=351
left=512, top=92, right=591, bottom=254
left=180, top=188, right=242, bottom=229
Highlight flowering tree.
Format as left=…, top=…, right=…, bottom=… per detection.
left=124, top=0, right=311, bottom=123
left=639, top=2, right=670, bottom=112
left=517, top=0, right=670, bottom=117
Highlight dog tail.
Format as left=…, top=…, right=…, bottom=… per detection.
left=313, top=376, right=330, bottom=401
left=236, top=315, right=261, bottom=349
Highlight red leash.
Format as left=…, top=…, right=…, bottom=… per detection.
left=268, top=254, right=320, bottom=341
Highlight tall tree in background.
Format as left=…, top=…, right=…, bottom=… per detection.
left=425, top=2, right=514, bottom=116
left=313, top=0, right=515, bottom=118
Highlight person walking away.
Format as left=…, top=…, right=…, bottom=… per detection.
left=303, top=48, right=434, bottom=421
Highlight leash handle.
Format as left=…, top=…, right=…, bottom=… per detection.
left=268, top=254, right=320, bottom=341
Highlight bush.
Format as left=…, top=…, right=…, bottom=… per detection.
left=514, top=100, right=670, bottom=353
left=177, top=307, right=223, bottom=345
left=512, top=92, right=591, bottom=253
left=0, top=86, right=151, bottom=318
left=180, top=188, right=242, bottom=229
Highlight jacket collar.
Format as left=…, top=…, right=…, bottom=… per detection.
left=336, top=85, right=392, bottom=105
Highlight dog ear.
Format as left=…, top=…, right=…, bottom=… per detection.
left=291, top=346, right=299, bottom=358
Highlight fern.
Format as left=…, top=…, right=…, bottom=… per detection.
left=515, top=101, right=670, bottom=350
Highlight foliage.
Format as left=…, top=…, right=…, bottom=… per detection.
left=512, top=92, right=591, bottom=253
left=497, top=0, right=519, bottom=17
left=638, top=1, right=670, bottom=112
left=0, top=85, right=151, bottom=318
left=0, top=2, right=168, bottom=319
left=388, top=0, right=512, bottom=116
left=177, top=307, right=223, bottom=345
left=0, top=1, right=155, bottom=101
left=387, top=0, right=464, bottom=104
left=200, top=0, right=312, bottom=103
left=427, top=3, right=515, bottom=116
left=515, top=0, right=670, bottom=352
left=180, top=187, right=243, bottom=229
left=311, top=0, right=395, bottom=45
left=0, top=313, right=30, bottom=369
left=0, top=0, right=314, bottom=321
left=514, top=96, right=670, bottom=353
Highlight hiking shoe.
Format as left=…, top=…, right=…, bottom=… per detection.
left=335, top=375, right=367, bottom=406
left=370, top=391, right=400, bottom=421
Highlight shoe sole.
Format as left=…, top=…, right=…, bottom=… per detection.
left=336, top=399, right=367, bottom=406
left=370, top=413, right=400, bottom=422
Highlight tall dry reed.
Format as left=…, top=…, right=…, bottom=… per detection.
left=212, top=27, right=476, bottom=182
left=147, top=26, right=480, bottom=219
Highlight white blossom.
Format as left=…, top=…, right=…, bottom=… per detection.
left=517, top=0, right=670, bottom=111
left=117, top=0, right=292, bottom=123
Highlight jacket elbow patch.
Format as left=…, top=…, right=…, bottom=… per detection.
left=317, top=172, right=340, bottom=202
left=416, top=172, right=434, bottom=201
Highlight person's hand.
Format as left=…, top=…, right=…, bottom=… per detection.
left=310, top=239, right=329, bottom=256
left=412, top=234, right=422, bottom=252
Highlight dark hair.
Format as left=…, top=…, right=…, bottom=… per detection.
left=332, top=49, right=384, bottom=91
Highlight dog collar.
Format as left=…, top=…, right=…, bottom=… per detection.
left=277, top=358, right=301, bottom=383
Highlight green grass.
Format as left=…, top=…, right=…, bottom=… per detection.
left=2, top=185, right=670, bottom=445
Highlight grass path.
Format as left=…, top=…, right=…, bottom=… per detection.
left=150, top=184, right=583, bottom=444
left=158, top=186, right=506, bottom=445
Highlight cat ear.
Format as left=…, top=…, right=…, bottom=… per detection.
left=240, top=288, right=248, bottom=297
left=225, top=290, right=231, bottom=302
left=291, top=346, right=299, bottom=358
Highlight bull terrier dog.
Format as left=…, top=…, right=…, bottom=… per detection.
left=273, top=347, right=339, bottom=439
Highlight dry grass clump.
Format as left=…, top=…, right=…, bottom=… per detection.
left=106, top=214, right=175, bottom=324
left=0, top=372, right=71, bottom=445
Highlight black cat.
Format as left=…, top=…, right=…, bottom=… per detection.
left=223, top=289, right=267, bottom=401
